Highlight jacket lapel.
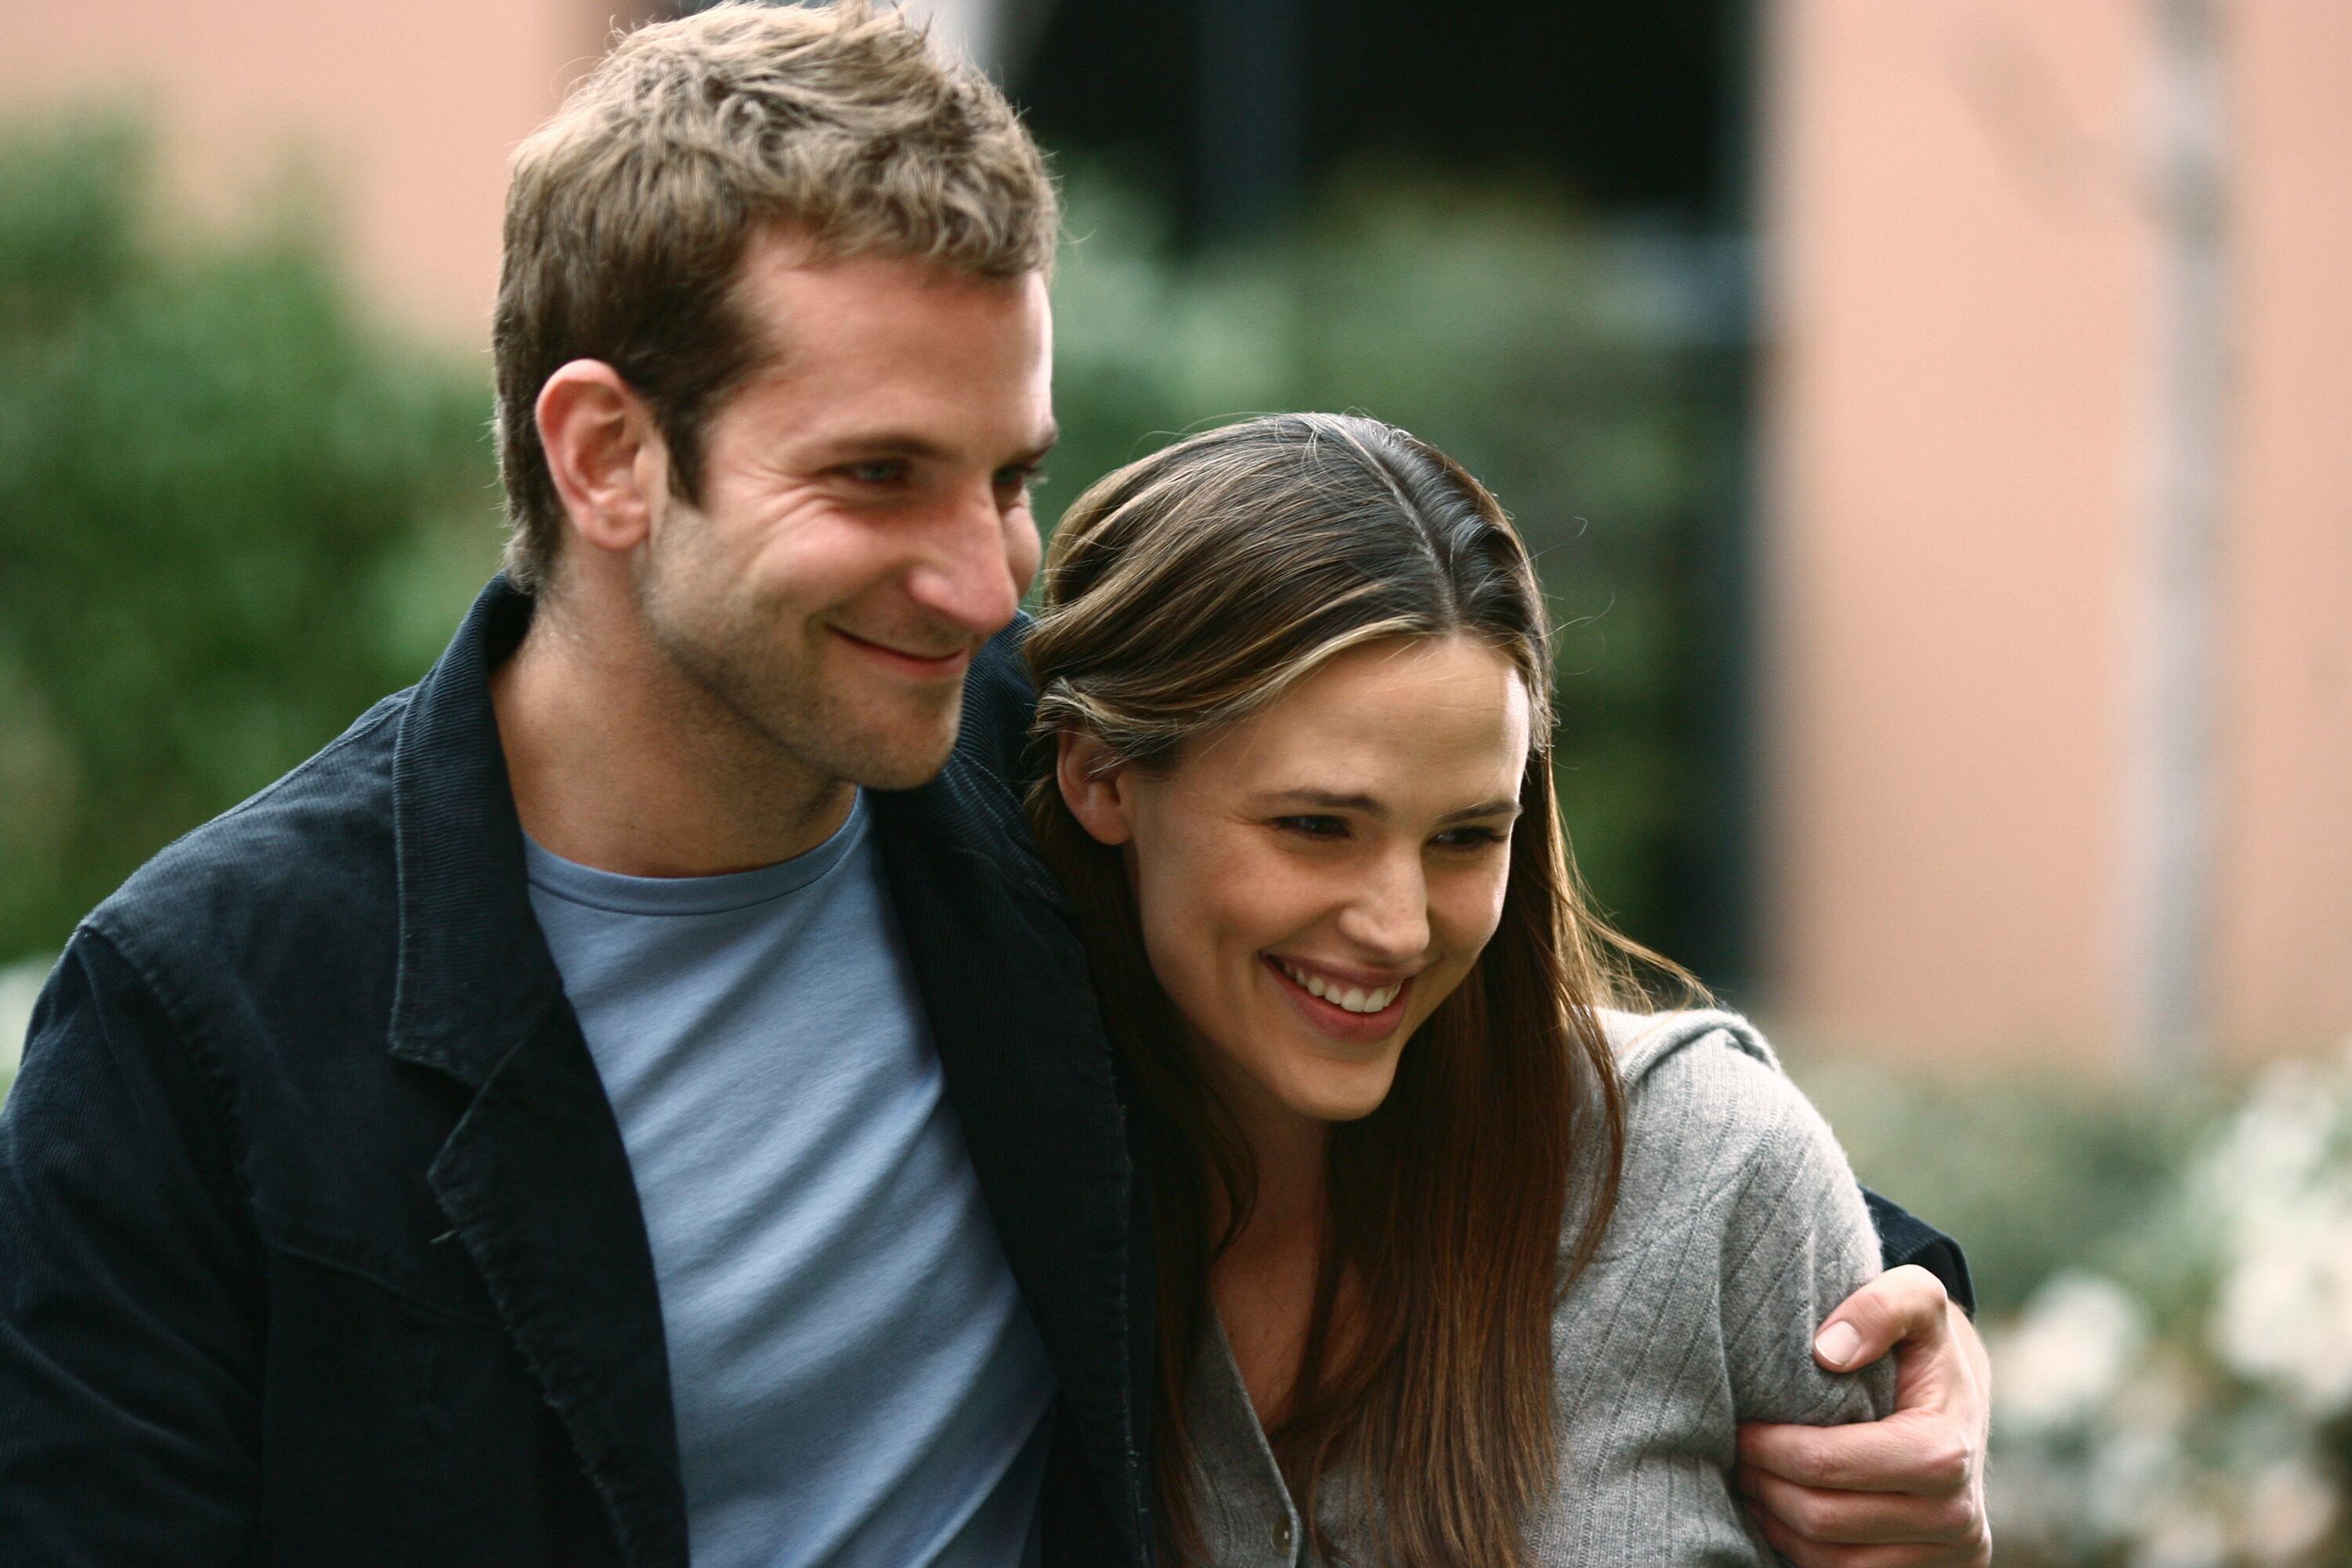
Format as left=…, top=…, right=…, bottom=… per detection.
left=424, top=1010, right=687, bottom=1568
left=873, top=718, right=1155, bottom=1565
left=386, top=579, right=688, bottom=1568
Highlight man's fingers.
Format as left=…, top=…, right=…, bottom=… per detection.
left=1745, top=1504, right=1958, bottom=1568
left=1733, top=1461, right=1981, bottom=1546
left=1813, top=1264, right=1951, bottom=1371
left=1737, top=1410, right=1973, bottom=1497
left=1744, top=1281, right=1993, bottom=1568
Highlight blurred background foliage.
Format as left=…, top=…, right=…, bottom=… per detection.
left=0, top=116, right=1736, bottom=985
left=1801, top=1047, right=2352, bottom=1566
left=6, top=105, right=2347, bottom=1566
left=0, top=114, right=502, bottom=975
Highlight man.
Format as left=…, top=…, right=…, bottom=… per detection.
left=0, top=5, right=1987, bottom=1564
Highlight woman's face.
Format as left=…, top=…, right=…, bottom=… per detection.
left=1061, top=635, right=1532, bottom=1136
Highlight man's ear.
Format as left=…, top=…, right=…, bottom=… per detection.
left=1057, top=731, right=1136, bottom=846
left=535, top=359, right=665, bottom=557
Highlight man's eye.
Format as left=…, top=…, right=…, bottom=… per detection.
left=995, top=466, right=1044, bottom=496
left=1274, top=815, right=1348, bottom=840
left=844, top=459, right=908, bottom=486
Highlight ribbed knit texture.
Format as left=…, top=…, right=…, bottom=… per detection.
left=1185, top=1009, right=1896, bottom=1566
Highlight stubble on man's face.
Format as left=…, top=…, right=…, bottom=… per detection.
left=633, top=234, right=1054, bottom=794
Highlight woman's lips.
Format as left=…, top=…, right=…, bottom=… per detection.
left=1262, top=955, right=1413, bottom=1044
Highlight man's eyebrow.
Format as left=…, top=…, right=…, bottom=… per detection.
left=805, top=428, right=1058, bottom=469
left=811, top=431, right=954, bottom=463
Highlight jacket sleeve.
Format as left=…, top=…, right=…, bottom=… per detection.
left=0, top=927, right=263, bottom=1565
left=1860, top=1189, right=1978, bottom=1316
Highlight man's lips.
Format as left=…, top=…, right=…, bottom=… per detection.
left=829, top=627, right=974, bottom=678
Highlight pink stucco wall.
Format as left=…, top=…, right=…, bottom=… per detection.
left=0, top=0, right=623, bottom=340
left=2211, top=1, right=2352, bottom=1060
left=1764, top=0, right=2352, bottom=1064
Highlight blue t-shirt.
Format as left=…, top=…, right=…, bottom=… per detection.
left=524, top=796, right=1054, bottom=1568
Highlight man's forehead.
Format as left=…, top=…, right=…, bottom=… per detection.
left=734, top=263, right=1047, bottom=375
left=720, top=264, right=1054, bottom=452
left=735, top=236, right=1047, bottom=324
left=728, top=371, right=1055, bottom=459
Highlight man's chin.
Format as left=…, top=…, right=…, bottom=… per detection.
left=829, top=717, right=964, bottom=793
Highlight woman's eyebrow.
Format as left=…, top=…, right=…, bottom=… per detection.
left=1254, top=789, right=1521, bottom=823
left=1258, top=787, right=1385, bottom=816
left=1438, top=798, right=1522, bottom=824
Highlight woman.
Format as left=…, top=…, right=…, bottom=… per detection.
left=1022, top=413, right=1892, bottom=1566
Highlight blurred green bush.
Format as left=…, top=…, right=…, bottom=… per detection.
left=1800, top=1058, right=2216, bottom=1321
left=0, top=115, right=501, bottom=966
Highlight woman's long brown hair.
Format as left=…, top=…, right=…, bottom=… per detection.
left=1025, top=414, right=1659, bottom=1566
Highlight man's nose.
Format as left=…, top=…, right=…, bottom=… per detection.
left=1337, top=851, right=1432, bottom=963
left=902, top=485, right=1025, bottom=638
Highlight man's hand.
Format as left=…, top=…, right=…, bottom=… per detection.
left=1735, top=1265, right=1992, bottom=1567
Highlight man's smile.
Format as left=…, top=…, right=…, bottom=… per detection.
left=828, top=626, right=975, bottom=678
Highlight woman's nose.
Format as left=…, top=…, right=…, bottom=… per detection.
left=1337, top=854, right=1431, bottom=961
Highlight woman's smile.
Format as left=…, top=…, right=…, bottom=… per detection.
left=1262, top=955, right=1413, bottom=1044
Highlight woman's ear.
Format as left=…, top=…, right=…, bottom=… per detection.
left=1057, top=731, right=1136, bottom=846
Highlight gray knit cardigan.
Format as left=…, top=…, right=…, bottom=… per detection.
left=1180, top=1008, right=1896, bottom=1566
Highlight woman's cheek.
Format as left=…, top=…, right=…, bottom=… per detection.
left=1430, top=871, right=1507, bottom=1011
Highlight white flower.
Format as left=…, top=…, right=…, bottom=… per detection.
left=2201, top=1041, right=2352, bottom=1416
left=2085, top=1421, right=2182, bottom=1539
left=2212, top=1198, right=2352, bottom=1414
left=2133, top=1500, right=2229, bottom=1568
left=2194, top=1056, right=2338, bottom=1224
left=1991, top=1270, right=2148, bottom=1437
left=2238, top=1454, right=2338, bottom=1564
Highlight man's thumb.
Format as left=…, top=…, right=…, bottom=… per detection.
left=1814, top=1263, right=1951, bottom=1371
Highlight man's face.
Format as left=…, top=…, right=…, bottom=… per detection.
left=635, top=231, right=1054, bottom=791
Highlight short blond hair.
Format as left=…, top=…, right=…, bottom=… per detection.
left=492, top=0, right=1058, bottom=591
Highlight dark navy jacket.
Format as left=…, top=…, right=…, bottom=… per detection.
left=0, top=579, right=1964, bottom=1566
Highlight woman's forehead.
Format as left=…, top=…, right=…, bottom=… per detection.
left=1187, top=637, right=1531, bottom=803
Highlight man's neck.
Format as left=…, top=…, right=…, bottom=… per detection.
left=491, top=596, right=853, bottom=878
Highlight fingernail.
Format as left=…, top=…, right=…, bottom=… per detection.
left=1816, top=1321, right=1863, bottom=1368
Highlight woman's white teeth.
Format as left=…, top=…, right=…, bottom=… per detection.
left=1277, top=960, right=1399, bottom=1014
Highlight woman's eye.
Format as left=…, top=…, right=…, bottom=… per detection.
left=1432, top=826, right=1507, bottom=851
left=1274, top=815, right=1348, bottom=840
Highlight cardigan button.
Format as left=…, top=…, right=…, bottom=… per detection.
left=1272, top=1515, right=1295, bottom=1555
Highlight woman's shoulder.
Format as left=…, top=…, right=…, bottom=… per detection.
left=1571, top=1007, right=1881, bottom=1315
left=1595, top=1007, right=1842, bottom=1202
left=1534, top=1011, right=1893, bottom=1559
